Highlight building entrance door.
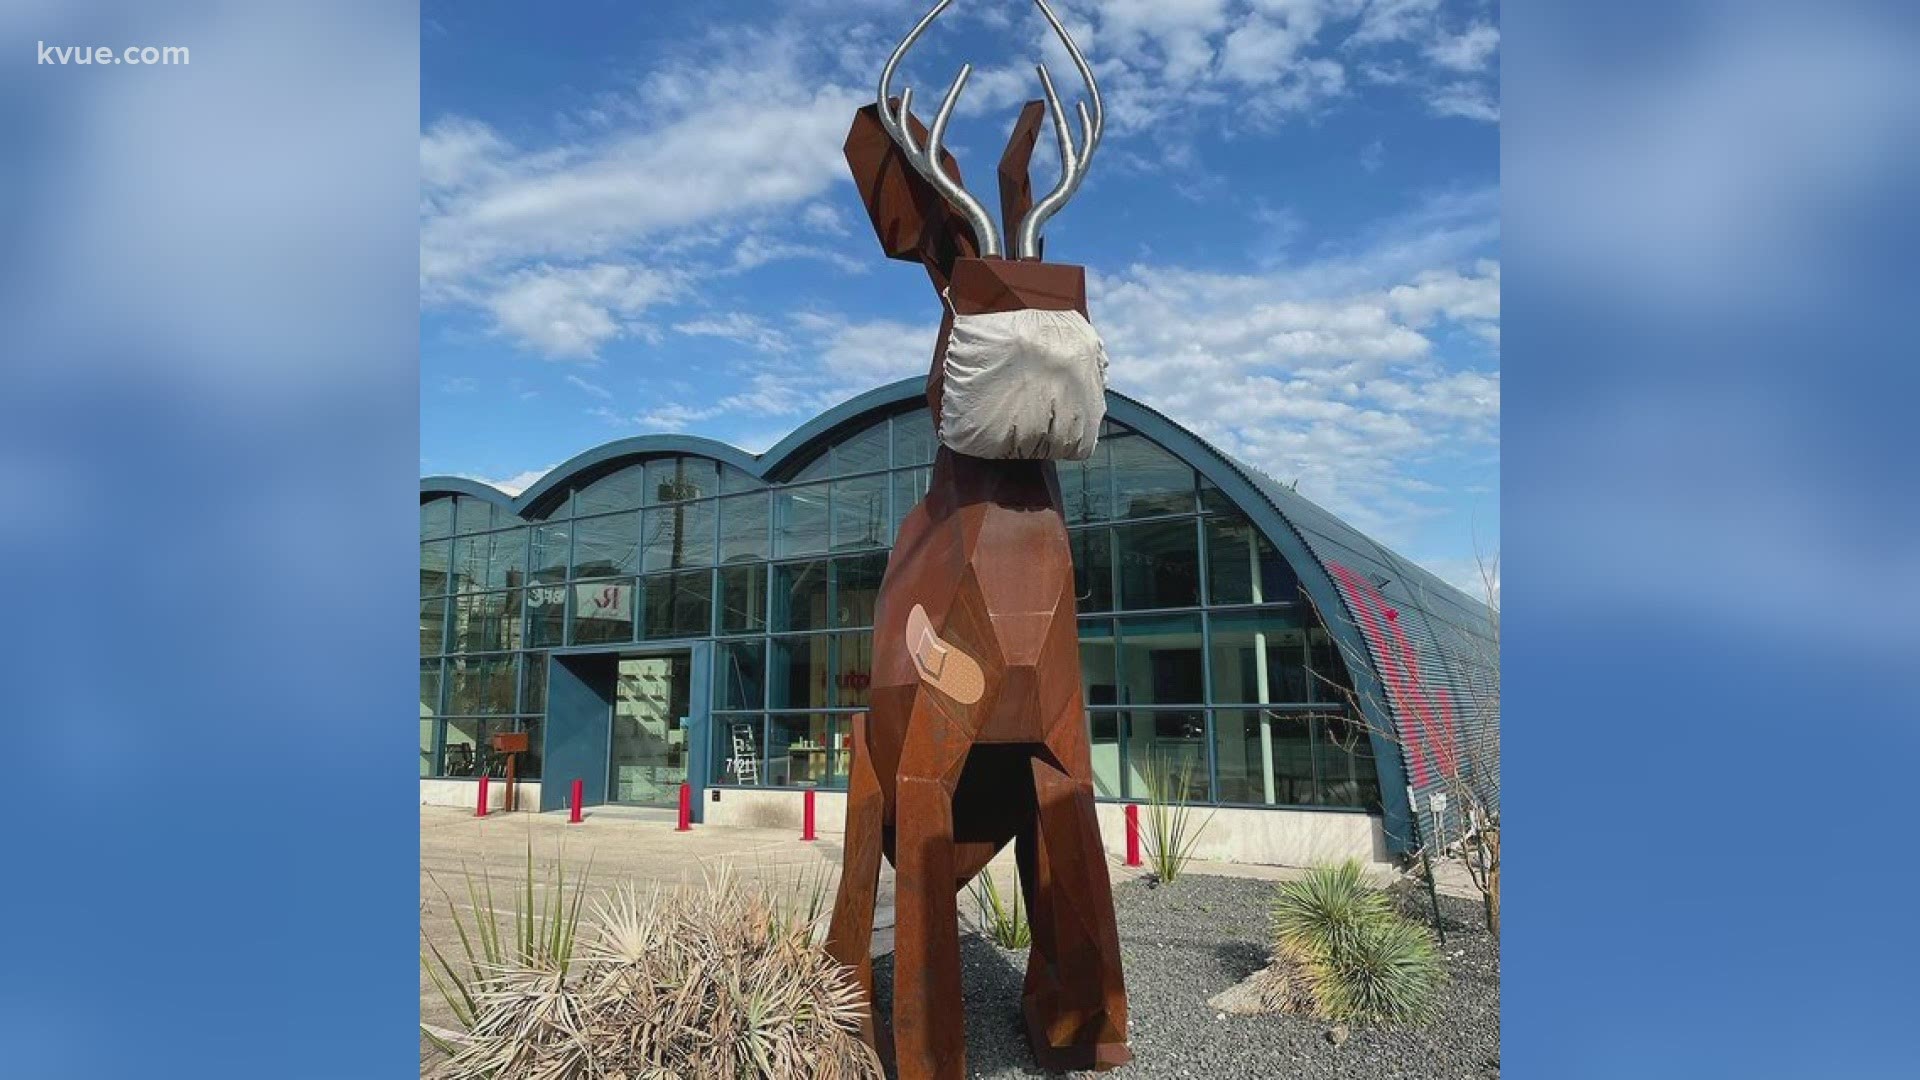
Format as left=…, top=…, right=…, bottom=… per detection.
left=609, top=651, right=692, bottom=805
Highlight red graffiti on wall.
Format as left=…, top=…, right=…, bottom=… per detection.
left=1326, top=560, right=1458, bottom=788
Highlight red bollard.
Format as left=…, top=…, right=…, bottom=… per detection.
left=568, top=778, right=583, bottom=824
left=475, top=774, right=491, bottom=818
left=802, top=788, right=817, bottom=841
left=676, top=782, right=692, bottom=832
left=1124, top=803, right=1142, bottom=867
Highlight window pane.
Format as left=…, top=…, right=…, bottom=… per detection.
left=1206, top=512, right=1298, bottom=605
left=1125, top=710, right=1209, bottom=801
left=718, top=492, right=771, bottom=563
left=1109, top=435, right=1194, bottom=518
left=486, top=528, right=528, bottom=589
left=1069, top=528, right=1114, bottom=612
left=521, top=653, right=547, bottom=713
left=1079, top=618, right=1119, bottom=707
left=1115, top=519, right=1201, bottom=610
left=448, top=656, right=516, bottom=715
left=451, top=534, right=486, bottom=594
left=773, top=560, right=830, bottom=632
left=1199, top=477, right=1235, bottom=515
left=421, top=498, right=453, bottom=540
left=420, top=597, right=447, bottom=655
left=832, top=474, right=888, bottom=551
left=420, top=660, right=442, bottom=718
left=834, top=631, right=873, bottom=708
left=891, top=467, right=931, bottom=538
left=1089, top=712, right=1122, bottom=797
left=451, top=590, right=524, bottom=653
left=1207, top=610, right=1310, bottom=704
left=648, top=456, right=714, bottom=503
left=1116, top=613, right=1205, bottom=705
left=823, top=715, right=853, bottom=790
left=834, top=551, right=887, bottom=628
left=421, top=539, right=452, bottom=597
left=438, top=718, right=507, bottom=778
left=570, top=578, right=636, bottom=644
left=1061, top=440, right=1113, bottom=524
left=892, top=409, right=935, bottom=466
left=713, top=715, right=765, bottom=786
left=641, top=570, right=711, bottom=639
left=420, top=718, right=437, bottom=777
left=575, top=465, right=649, bottom=515
left=454, top=495, right=493, bottom=534
left=833, top=424, right=890, bottom=475
left=529, top=524, right=570, bottom=584
left=571, top=513, right=638, bottom=577
left=717, top=564, right=767, bottom=635
left=721, top=464, right=765, bottom=493
left=774, top=484, right=830, bottom=557
left=516, top=719, right=544, bottom=780
left=642, top=498, right=715, bottom=571
left=715, top=639, right=765, bottom=711
left=1307, top=628, right=1352, bottom=704
left=526, top=584, right=568, bottom=646
left=790, top=451, right=832, bottom=482
left=1213, top=708, right=1314, bottom=806
left=769, top=634, right=831, bottom=709
left=769, top=713, right=835, bottom=787
left=1315, top=712, right=1381, bottom=809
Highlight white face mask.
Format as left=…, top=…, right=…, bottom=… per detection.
left=938, top=301, right=1110, bottom=461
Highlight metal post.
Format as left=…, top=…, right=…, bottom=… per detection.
left=803, top=788, right=817, bottom=841
left=676, top=782, right=692, bottom=832
left=1124, top=803, right=1142, bottom=867
left=475, top=774, right=490, bottom=818
left=568, top=778, right=583, bottom=823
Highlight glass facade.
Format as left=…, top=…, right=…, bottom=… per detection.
left=420, top=409, right=1380, bottom=812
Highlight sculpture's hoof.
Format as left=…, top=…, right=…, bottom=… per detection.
left=1029, top=1038, right=1132, bottom=1073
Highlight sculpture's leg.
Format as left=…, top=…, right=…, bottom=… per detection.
left=1021, top=742, right=1131, bottom=1071
left=825, top=712, right=886, bottom=1052
left=893, top=770, right=966, bottom=1079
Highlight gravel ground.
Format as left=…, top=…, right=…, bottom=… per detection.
left=870, top=874, right=1499, bottom=1079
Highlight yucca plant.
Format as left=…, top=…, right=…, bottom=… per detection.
left=969, top=869, right=1031, bottom=950
left=420, top=840, right=592, bottom=1053
left=1269, top=860, right=1442, bottom=1025
left=432, top=864, right=883, bottom=1079
left=1138, top=751, right=1216, bottom=884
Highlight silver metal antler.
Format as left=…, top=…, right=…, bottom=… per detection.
left=1017, top=0, right=1103, bottom=259
left=878, top=0, right=1004, bottom=257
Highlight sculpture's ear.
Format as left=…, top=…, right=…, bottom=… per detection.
left=844, top=102, right=979, bottom=292
left=997, top=100, right=1047, bottom=262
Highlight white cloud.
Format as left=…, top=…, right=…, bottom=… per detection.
left=1425, top=22, right=1499, bottom=73
left=672, top=312, right=792, bottom=353
left=564, top=374, right=613, bottom=400
left=1426, top=80, right=1500, bottom=122
left=482, top=263, right=680, bottom=360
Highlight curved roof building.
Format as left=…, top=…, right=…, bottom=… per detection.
left=421, top=378, right=1497, bottom=860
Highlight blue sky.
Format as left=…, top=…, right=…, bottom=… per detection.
left=421, top=0, right=1499, bottom=592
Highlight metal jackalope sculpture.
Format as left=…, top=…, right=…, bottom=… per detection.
left=823, top=1, right=1129, bottom=1076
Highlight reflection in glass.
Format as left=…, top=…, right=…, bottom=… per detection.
left=571, top=513, right=639, bottom=577
left=1116, top=613, right=1205, bottom=705
left=774, top=484, right=830, bottom=557
left=439, top=718, right=497, bottom=777
left=1314, top=711, right=1380, bottom=809
left=718, top=492, right=771, bottom=563
left=717, top=564, right=767, bottom=635
left=454, top=495, right=493, bottom=534
left=1206, top=512, right=1298, bottom=605
left=1089, top=712, right=1122, bottom=797
left=715, top=639, right=765, bottom=711
left=574, top=465, right=649, bottom=515
left=526, top=584, right=568, bottom=646
left=768, top=713, right=840, bottom=787
left=769, top=634, right=831, bottom=710
left=529, top=524, right=570, bottom=583
left=1115, top=519, right=1201, bottom=610
left=487, top=528, right=528, bottom=588
left=892, top=409, right=935, bottom=467
left=1070, top=528, right=1114, bottom=612
left=570, top=578, right=636, bottom=644
left=1124, top=709, right=1209, bottom=801
left=642, top=570, right=712, bottom=640
left=420, top=718, right=437, bottom=777
left=1079, top=618, right=1118, bottom=707
left=452, top=534, right=487, bottom=594
left=516, top=719, right=544, bottom=780
left=831, top=474, right=888, bottom=550
left=642, top=499, right=715, bottom=571
left=720, top=463, right=765, bottom=493
left=647, top=456, right=713, bottom=503
left=1061, top=440, right=1113, bottom=524
left=420, top=660, right=442, bottom=718
left=421, top=497, right=453, bottom=541
left=1109, top=435, right=1194, bottom=518
left=1207, top=610, right=1309, bottom=704
left=420, top=597, right=447, bottom=655
left=835, top=552, right=887, bottom=628
left=610, top=654, right=691, bottom=803
left=1213, top=708, right=1314, bottom=805
left=713, top=714, right=765, bottom=786
left=451, top=590, right=524, bottom=653
left=520, top=653, right=547, bottom=713
left=1307, top=628, right=1351, bottom=703
left=421, top=539, right=451, bottom=597
left=773, top=560, right=829, bottom=632
left=891, top=468, right=930, bottom=538
left=834, top=632, right=873, bottom=708
left=832, top=424, right=889, bottom=475
left=448, top=656, right=516, bottom=715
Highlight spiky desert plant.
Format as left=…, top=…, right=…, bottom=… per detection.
left=1138, top=751, right=1216, bottom=884
left=970, top=869, right=1031, bottom=950
left=1270, top=860, right=1442, bottom=1025
left=420, top=840, right=592, bottom=1052
left=433, top=865, right=883, bottom=1080
left=1300, top=916, right=1442, bottom=1024
left=1270, top=859, right=1393, bottom=962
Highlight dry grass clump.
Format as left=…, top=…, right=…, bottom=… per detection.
left=431, top=866, right=881, bottom=1079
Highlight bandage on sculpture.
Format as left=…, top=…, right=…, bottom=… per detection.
left=823, top=2, right=1130, bottom=1076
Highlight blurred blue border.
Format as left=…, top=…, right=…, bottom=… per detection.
left=1, top=3, right=421, bottom=1075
